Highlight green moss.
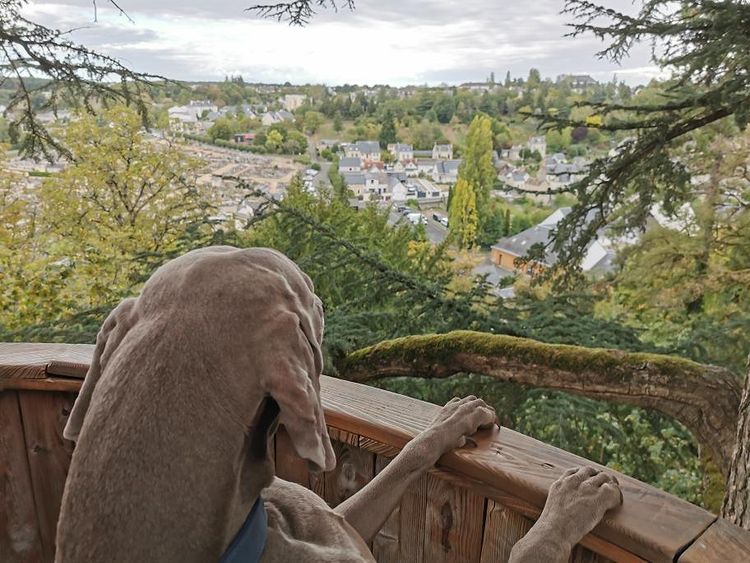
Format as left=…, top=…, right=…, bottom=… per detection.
left=344, top=330, right=710, bottom=380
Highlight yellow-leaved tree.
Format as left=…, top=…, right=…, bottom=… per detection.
left=1, top=105, right=216, bottom=330
left=448, top=178, right=478, bottom=249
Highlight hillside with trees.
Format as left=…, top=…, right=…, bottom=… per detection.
left=0, top=0, right=749, bottom=527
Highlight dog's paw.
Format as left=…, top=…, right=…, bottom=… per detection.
left=538, top=466, right=623, bottom=546
left=416, top=396, right=497, bottom=457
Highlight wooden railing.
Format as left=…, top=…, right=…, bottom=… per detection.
left=1, top=342, right=749, bottom=562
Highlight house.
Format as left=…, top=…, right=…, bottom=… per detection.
left=556, top=74, right=598, bottom=91
left=490, top=208, right=615, bottom=274
left=317, top=139, right=342, bottom=152
left=501, top=145, right=523, bottom=161
left=504, top=169, right=531, bottom=188
left=434, top=159, right=461, bottom=183
left=432, top=144, right=453, bottom=160
left=459, top=82, right=497, bottom=93
left=342, top=172, right=366, bottom=196
left=410, top=178, right=445, bottom=201
left=339, top=157, right=362, bottom=172
left=280, top=94, right=306, bottom=111
left=388, top=143, right=414, bottom=162
left=261, top=111, right=295, bottom=126
left=233, top=133, right=256, bottom=144
left=416, top=159, right=437, bottom=175
left=527, top=136, right=547, bottom=158
left=344, top=141, right=381, bottom=162
left=168, top=101, right=219, bottom=132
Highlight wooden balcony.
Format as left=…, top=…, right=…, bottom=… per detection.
left=1, top=342, right=749, bottom=562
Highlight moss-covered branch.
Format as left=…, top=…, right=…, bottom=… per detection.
left=340, top=331, right=742, bottom=477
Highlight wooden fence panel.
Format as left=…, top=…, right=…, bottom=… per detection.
left=372, top=455, right=428, bottom=563
left=0, top=391, right=44, bottom=563
left=480, top=499, right=532, bottom=563
left=17, top=391, right=75, bottom=562
left=424, top=472, right=485, bottom=563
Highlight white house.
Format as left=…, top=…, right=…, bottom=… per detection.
left=527, top=136, right=547, bottom=158
left=388, top=143, right=414, bottom=162
left=344, top=141, right=381, bottom=162
left=280, top=94, right=306, bottom=111
left=261, top=111, right=294, bottom=126
left=339, top=157, right=362, bottom=172
left=432, top=144, right=453, bottom=160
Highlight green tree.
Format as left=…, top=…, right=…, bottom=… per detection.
left=448, top=178, right=479, bottom=248
left=378, top=109, right=397, bottom=148
left=207, top=117, right=234, bottom=141
left=5, top=106, right=215, bottom=327
left=265, top=129, right=284, bottom=152
left=303, top=110, right=324, bottom=134
left=457, top=114, right=496, bottom=243
left=333, top=113, right=343, bottom=133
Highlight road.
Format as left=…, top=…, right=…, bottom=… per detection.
left=388, top=209, right=449, bottom=245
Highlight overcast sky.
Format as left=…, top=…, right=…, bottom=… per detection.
left=24, top=0, right=664, bottom=86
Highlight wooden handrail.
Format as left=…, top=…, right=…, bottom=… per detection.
left=1, top=342, right=747, bottom=562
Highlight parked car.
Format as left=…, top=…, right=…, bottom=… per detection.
left=439, top=216, right=449, bottom=227
left=396, top=205, right=407, bottom=213
left=401, top=207, right=414, bottom=216
left=407, top=212, right=427, bottom=225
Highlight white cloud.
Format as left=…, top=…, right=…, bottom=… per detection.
left=21, top=0, right=659, bottom=85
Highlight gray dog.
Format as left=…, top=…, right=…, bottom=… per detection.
left=56, top=246, right=621, bottom=562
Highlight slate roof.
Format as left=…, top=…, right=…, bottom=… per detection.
left=339, top=157, right=362, bottom=168
left=356, top=141, right=381, bottom=154
left=343, top=172, right=365, bottom=186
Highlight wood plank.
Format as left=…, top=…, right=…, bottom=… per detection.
left=424, top=472, right=485, bottom=563
left=372, top=455, right=428, bottom=563
left=0, top=344, right=92, bottom=380
left=323, top=439, right=375, bottom=508
left=359, top=437, right=401, bottom=458
left=18, top=391, right=76, bottom=562
left=274, top=426, right=310, bottom=488
left=678, top=517, right=750, bottom=562
left=0, top=344, right=724, bottom=562
left=320, top=376, right=715, bottom=563
left=429, top=467, right=644, bottom=562
left=570, top=545, right=612, bottom=563
left=480, top=499, right=532, bottom=563
left=0, top=391, right=44, bottom=563
left=0, top=378, right=83, bottom=393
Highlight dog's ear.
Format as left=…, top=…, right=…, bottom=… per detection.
left=64, top=298, right=137, bottom=442
left=259, top=311, right=335, bottom=473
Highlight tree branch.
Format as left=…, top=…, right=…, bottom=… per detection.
left=340, top=330, right=742, bottom=477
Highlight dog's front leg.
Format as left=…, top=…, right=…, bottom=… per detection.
left=509, top=466, right=623, bottom=562
left=334, top=396, right=496, bottom=543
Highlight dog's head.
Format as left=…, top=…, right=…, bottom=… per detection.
left=66, top=246, right=336, bottom=473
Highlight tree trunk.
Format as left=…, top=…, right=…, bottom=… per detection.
left=340, top=331, right=742, bottom=479
left=722, top=363, right=750, bottom=528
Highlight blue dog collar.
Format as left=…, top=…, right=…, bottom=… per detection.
left=219, top=497, right=267, bottom=563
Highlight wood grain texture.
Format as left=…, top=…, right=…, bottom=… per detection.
left=480, top=499, right=532, bottom=563
left=570, top=545, right=613, bottom=563
left=0, top=344, right=92, bottom=381
left=323, top=439, right=375, bottom=508
left=0, top=391, right=44, bottom=563
left=18, top=391, right=76, bottom=562
left=0, top=343, right=735, bottom=563
left=274, top=426, right=310, bottom=488
left=372, top=455, right=428, bottom=563
left=424, top=472, right=485, bottom=563
left=321, top=376, right=714, bottom=563
left=0, top=378, right=83, bottom=393
left=677, top=518, right=750, bottom=562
